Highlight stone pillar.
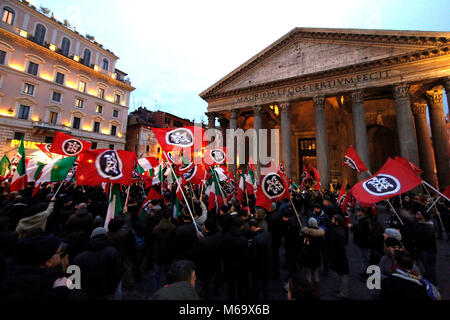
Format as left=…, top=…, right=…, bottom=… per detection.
left=280, top=103, right=292, bottom=178
left=218, top=118, right=229, bottom=148
left=412, top=102, right=437, bottom=188
left=444, top=77, right=450, bottom=114
left=228, top=110, right=238, bottom=176
left=426, top=89, right=450, bottom=190
left=313, top=96, right=329, bottom=190
left=206, top=112, right=216, bottom=130
left=253, top=106, right=263, bottom=178
left=351, top=90, right=371, bottom=178
left=392, top=84, right=421, bottom=167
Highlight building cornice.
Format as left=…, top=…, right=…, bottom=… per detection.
left=200, top=28, right=450, bottom=99
left=0, top=28, right=135, bottom=92
left=202, top=43, right=450, bottom=101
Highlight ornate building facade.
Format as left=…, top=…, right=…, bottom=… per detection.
left=201, top=28, right=450, bottom=190
left=0, top=0, right=134, bottom=162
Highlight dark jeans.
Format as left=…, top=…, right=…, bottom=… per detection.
left=152, top=263, right=170, bottom=291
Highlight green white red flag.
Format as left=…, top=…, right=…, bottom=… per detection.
left=10, top=137, right=27, bottom=192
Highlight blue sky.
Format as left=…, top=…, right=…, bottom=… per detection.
left=31, top=0, right=449, bottom=122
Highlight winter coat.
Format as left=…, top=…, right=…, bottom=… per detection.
left=267, top=209, right=283, bottom=248
left=191, top=231, right=223, bottom=280
left=107, top=215, right=133, bottom=259
left=300, top=227, right=325, bottom=269
left=327, top=225, right=349, bottom=275
left=0, top=230, right=18, bottom=258
left=73, top=234, right=122, bottom=299
left=312, top=210, right=331, bottom=231
left=15, top=202, right=55, bottom=239
left=66, top=208, right=94, bottom=233
left=152, top=219, right=176, bottom=265
left=415, top=221, right=437, bottom=253
left=219, top=212, right=233, bottom=234
left=352, top=216, right=371, bottom=249
left=223, top=226, right=248, bottom=280
left=152, top=281, right=200, bottom=300
left=248, top=228, right=273, bottom=280
left=173, top=222, right=199, bottom=261
left=64, top=230, right=91, bottom=265
left=380, top=269, right=430, bottom=300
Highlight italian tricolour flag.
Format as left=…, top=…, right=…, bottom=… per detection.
left=32, top=157, right=77, bottom=196
left=10, top=138, right=27, bottom=192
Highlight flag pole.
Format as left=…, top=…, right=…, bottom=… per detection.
left=422, top=180, right=450, bottom=202
left=123, top=185, right=131, bottom=213
left=163, top=151, right=201, bottom=237
left=289, top=197, right=303, bottom=228
left=422, top=183, right=448, bottom=241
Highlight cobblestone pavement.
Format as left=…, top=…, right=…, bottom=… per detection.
left=122, top=208, right=450, bottom=300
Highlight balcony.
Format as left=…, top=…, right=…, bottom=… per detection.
left=32, top=121, right=71, bottom=134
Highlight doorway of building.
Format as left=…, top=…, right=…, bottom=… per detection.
left=298, top=138, right=317, bottom=179
left=368, top=125, right=396, bottom=172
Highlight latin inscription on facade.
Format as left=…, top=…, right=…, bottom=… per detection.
left=236, top=70, right=390, bottom=103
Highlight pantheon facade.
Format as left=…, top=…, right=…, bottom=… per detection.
left=200, top=28, right=450, bottom=191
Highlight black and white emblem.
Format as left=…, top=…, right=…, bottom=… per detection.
left=362, top=174, right=401, bottom=196
left=95, top=150, right=123, bottom=180
left=301, top=171, right=308, bottom=183
left=262, top=173, right=286, bottom=200
left=222, top=179, right=235, bottom=195
left=166, top=128, right=194, bottom=148
left=210, top=149, right=225, bottom=164
left=62, top=139, right=83, bottom=156
left=181, top=165, right=197, bottom=181
left=45, top=143, right=52, bottom=152
left=167, top=151, right=177, bottom=164
left=343, top=156, right=358, bottom=171
left=338, top=194, right=346, bottom=207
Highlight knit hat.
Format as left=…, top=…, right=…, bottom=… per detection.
left=385, top=237, right=402, bottom=248
left=91, top=227, right=107, bottom=239
left=384, top=228, right=402, bottom=241
left=14, top=235, right=61, bottom=267
left=313, top=203, right=322, bottom=209
left=308, top=217, right=318, bottom=228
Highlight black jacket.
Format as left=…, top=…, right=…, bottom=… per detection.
left=173, top=222, right=199, bottom=261
left=327, top=225, right=349, bottom=275
left=380, top=271, right=430, bottom=300
left=66, top=208, right=94, bottom=233
left=352, top=216, right=371, bottom=249
left=223, top=226, right=249, bottom=279
left=248, top=228, right=273, bottom=280
left=415, top=221, right=436, bottom=253
left=73, top=234, right=122, bottom=299
left=191, top=231, right=223, bottom=280
left=152, top=219, right=176, bottom=264
left=152, top=281, right=200, bottom=300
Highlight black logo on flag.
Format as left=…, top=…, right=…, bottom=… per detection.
left=301, top=171, right=308, bottom=183
left=95, top=150, right=123, bottom=180
left=210, top=149, right=225, bottom=164
left=166, top=128, right=194, bottom=148
left=167, top=152, right=177, bottom=164
left=45, top=143, right=52, bottom=152
left=343, top=156, right=358, bottom=171
left=222, top=179, right=235, bottom=195
left=362, top=174, right=401, bottom=196
left=338, top=194, right=346, bottom=207
left=182, top=165, right=197, bottom=181
left=62, top=139, right=83, bottom=156
left=262, top=173, right=286, bottom=200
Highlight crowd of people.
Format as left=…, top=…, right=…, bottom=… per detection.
left=0, top=178, right=448, bottom=300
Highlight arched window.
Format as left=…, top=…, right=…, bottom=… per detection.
left=83, top=49, right=91, bottom=66
left=61, top=37, right=71, bottom=56
left=34, top=24, right=46, bottom=45
left=102, top=58, right=109, bottom=71
left=1, top=6, right=15, bottom=25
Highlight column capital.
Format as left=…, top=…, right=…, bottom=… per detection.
left=313, top=95, right=325, bottom=108
left=279, top=102, right=291, bottom=113
left=253, top=105, right=264, bottom=115
left=393, top=84, right=410, bottom=100
left=351, top=90, right=364, bottom=104
left=229, top=109, right=239, bottom=120
left=425, top=89, right=443, bottom=104
left=411, top=102, right=427, bottom=115
left=205, top=111, right=216, bottom=118
left=218, top=118, right=229, bottom=126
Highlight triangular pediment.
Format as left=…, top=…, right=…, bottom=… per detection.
left=200, top=28, right=450, bottom=98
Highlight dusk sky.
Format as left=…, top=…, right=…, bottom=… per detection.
left=30, top=0, right=450, bottom=123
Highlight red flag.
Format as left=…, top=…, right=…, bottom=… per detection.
left=36, top=143, right=55, bottom=159
left=76, top=149, right=137, bottom=186
left=49, top=132, right=91, bottom=157
left=300, top=165, right=310, bottom=189
left=337, top=184, right=346, bottom=208
left=255, top=170, right=290, bottom=211
left=203, top=147, right=227, bottom=166
left=443, top=185, right=450, bottom=200
left=350, top=157, right=422, bottom=206
left=343, top=146, right=368, bottom=174
left=180, top=164, right=206, bottom=187
left=312, top=167, right=321, bottom=190
left=139, top=187, right=164, bottom=218
left=394, top=156, right=423, bottom=175
left=152, top=126, right=205, bottom=153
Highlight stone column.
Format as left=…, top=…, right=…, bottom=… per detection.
left=228, top=110, right=238, bottom=176
left=351, top=90, right=371, bottom=178
left=313, top=96, right=329, bottom=190
left=392, top=84, right=421, bottom=167
left=412, top=102, right=437, bottom=188
left=206, top=112, right=216, bottom=130
left=253, top=106, right=263, bottom=178
left=426, top=89, right=449, bottom=190
left=218, top=118, right=229, bottom=148
left=444, top=77, right=450, bottom=114
left=280, top=103, right=292, bottom=178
